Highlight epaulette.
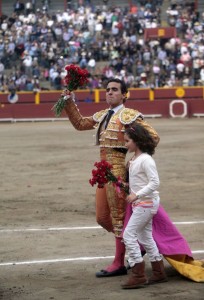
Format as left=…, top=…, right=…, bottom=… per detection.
left=119, top=108, right=144, bottom=125
left=93, top=109, right=109, bottom=122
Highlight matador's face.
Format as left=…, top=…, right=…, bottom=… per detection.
left=106, top=82, right=126, bottom=108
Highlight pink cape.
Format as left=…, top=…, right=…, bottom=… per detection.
left=123, top=203, right=192, bottom=257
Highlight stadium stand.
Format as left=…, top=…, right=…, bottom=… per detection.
left=0, top=0, right=203, bottom=93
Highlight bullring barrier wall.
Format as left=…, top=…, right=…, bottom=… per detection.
left=0, top=87, right=204, bottom=121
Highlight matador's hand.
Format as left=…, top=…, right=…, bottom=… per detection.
left=61, top=90, right=75, bottom=101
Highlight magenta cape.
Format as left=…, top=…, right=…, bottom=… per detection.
left=123, top=202, right=204, bottom=282
left=123, top=203, right=192, bottom=257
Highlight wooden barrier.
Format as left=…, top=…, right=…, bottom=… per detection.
left=0, top=87, right=204, bottom=121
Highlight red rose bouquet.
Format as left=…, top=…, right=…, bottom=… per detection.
left=89, top=160, right=129, bottom=194
left=52, top=64, right=89, bottom=117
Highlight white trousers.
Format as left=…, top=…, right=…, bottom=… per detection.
left=123, top=204, right=162, bottom=267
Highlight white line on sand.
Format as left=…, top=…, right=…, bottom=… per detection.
left=0, top=221, right=204, bottom=233
left=0, top=251, right=204, bottom=267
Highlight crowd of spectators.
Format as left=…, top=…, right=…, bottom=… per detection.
left=0, top=0, right=204, bottom=93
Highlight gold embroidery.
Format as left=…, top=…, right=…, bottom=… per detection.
left=100, top=148, right=126, bottom=236
left=93, top=109, right=108, bottom=122
left=119, top=108, right=143, bottom=124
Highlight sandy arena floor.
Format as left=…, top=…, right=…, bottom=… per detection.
left=0, top=118, right=204, bottom=300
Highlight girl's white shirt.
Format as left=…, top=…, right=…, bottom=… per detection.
left=129, top=153, right=160, bottom=201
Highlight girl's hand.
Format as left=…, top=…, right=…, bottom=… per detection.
left=126, top=193, right=137, bottom=203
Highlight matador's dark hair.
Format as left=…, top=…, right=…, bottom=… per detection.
left=125, top=123, right=156, bottom=156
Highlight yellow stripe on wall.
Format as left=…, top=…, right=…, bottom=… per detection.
left=95, top=89, right=100, bottom=103
left=35, top=92, right=40, bottom=104
left=149, top=89, right=154, bottom=101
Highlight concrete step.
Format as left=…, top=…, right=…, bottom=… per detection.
left=197, top=0, right=204, bottom=13
left=1, top=0, right=65, bottom=16
left=160, top=0, right=170, bottom=27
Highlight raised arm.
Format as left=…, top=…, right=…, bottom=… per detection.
left=64, top=93, right=96, bottom=131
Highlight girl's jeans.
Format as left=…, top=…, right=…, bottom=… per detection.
left=123, top=201, right=162, bottom=267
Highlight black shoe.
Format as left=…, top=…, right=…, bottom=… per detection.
left=96, top=266, right=127, bottom=278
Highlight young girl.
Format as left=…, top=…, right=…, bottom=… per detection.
left=121, top=123, right=167, bottom=289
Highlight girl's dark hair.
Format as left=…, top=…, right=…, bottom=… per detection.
left=125, top=123, right=156, bottom=156
left=106, top=78, right=128, bottom=95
